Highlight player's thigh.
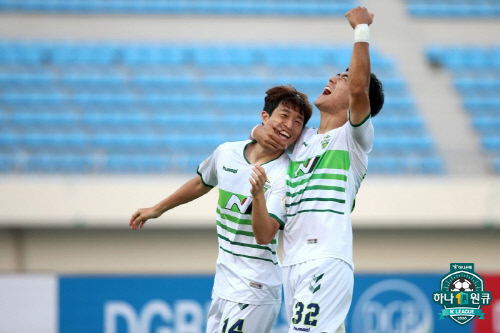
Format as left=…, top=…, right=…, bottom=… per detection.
left=287, top=258, right=353, bottom=333
left=282, top=265, right=297, bottom=326
left=206, top=294, right=225, bottom=333
left=220, top=301, right=280, bottom=333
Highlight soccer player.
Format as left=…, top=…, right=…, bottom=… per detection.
left=129, top=85, right=313, bottom=333
left=250, top=7, right=385, bottom=332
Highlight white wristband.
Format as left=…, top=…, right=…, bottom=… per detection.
left=354, top=24, right=370, bottom=44
left=250, top=125, right=259, bottom=141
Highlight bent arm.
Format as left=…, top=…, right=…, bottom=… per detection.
left=251, top=192, right=281, bottom=245
left=130, top=176, right=212, bottom=229
left=249, top=165, right=281, bottom=244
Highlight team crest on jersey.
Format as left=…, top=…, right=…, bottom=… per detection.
left=321, top=135, right=331, bottom=149
left=294, top=156, right=320, bottom=177
left=263, top=178, right=271, bottom=192
left=225, top=195, right=253, bottom=214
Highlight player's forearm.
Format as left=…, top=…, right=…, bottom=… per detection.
left=251, top=194, right=278, bottom=244
left=154, top=176, right=212, bottom=215
left=349, top=42, right=370, bottom=100
left=348, top=41, right=371, bottom=124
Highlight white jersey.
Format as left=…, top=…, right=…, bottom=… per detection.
left=282, top=115, right=374, bottom=268
left=197, top=140, right=289, bottom=305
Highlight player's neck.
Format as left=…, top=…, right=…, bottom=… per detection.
left=245, top=142, right=283, bottom=165
left=318, top=108, right=348, bottom=134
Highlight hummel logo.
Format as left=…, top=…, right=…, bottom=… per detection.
left=302, top=142, right=308, bottom=147
left=222, top=166, right=238, bottom=174
left=309, top=273, right=324, bottom=294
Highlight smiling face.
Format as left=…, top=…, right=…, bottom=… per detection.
left=261, top=102, right=304, bottom=149
left=314, top=72, right=351, bottom=112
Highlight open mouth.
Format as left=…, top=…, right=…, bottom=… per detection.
left=323, top=86, right=332, bottom=95
left=279, top=130, right=291, bottom=141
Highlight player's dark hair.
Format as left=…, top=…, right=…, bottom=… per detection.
left=345, top=68, right=385, bottom=117
left=368, top=73, right=384, bottom=117
left=263, top=85, right=313, bottom=127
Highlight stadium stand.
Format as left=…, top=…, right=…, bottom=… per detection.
left=0, top=41, right=443, bottom=174
left=407, top=0, right=500, bottom=18
left=426, top=45, right=500, bottom=173
left=0, top=0, right=355, bottom=15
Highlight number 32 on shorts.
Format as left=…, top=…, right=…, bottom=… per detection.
left=292, top=302, right=320, bottom=326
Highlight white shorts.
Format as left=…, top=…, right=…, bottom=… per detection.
left=206, top=292, right=280, bottom=333
left=283, top=257, right=353, bottom=333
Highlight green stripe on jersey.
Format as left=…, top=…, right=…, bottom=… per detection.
left=288, top=150, right=350, bottom=178
left=217, top=220, right=277, bottom=244
left=286, top=209, right=344, bottom=217
left=286, top=197, right=345, bottom=208
left=217, top=234, right=276, bottom=254
left=216, top=207, right=251, bottom=225
left=287, top=185, right=345, bottom=198
left=286, top=173, right=347, bottom=188
left=219, top=246, right=278, bottom=265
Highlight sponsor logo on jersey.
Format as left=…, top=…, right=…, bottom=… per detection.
left=294, top=156, right=320, bottom=177
left=222, top=165, right=238, bottom=174
left=433, top=263, right=492, bottom=325
left=307, top=238, right=318, bottom=244
left=293, top=327, right=311, bottom=332
left=225, top=195, right=253, bottom=214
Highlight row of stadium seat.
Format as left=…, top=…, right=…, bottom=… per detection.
left=0, top=131, right=436, bottom=153
left=0, top=153, right=443, bottom=174
left=0, top=41, right=444, bottom=174
left=407, top=0, right=500, bottom=17
left=0, top=43, right=395, bottom=68
left=0, top=0, right=355, bottom=15
left=2, top=0, right=498, bottom=17
left=426, top=45, right=500, bottom=173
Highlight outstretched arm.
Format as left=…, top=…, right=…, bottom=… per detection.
left=129, top=176, right=212, bottom=230
left=346, top=6, right=374, bottom=125
left=249, top=165, right=281, bottom=244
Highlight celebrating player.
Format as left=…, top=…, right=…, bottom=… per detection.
left=250, top=7, right=385, bottom=332
left=129, top=85, right=313, bottom=333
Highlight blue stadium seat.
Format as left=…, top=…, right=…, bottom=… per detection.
left=0, top=41, right=441, bottom=174
left=0, top=0, right=356, bottom=15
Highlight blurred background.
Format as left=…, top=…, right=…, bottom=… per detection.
left=0, top=0, right=499, bottom=332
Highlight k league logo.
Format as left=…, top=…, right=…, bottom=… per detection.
left=433, top=263, right=492, bottom=325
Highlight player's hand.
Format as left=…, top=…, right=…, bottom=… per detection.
left=249, top=165, right=267, bottom=197
left=254, top=124, right=287, bottom=151
left=345, top=6, right=374, bottom=29
left=129, top=207, right=160, bottom=230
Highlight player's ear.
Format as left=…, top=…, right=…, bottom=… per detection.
left=261, top=111, right=270, bottom=124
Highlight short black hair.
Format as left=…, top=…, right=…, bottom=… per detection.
left=369, top=73, right=384, bottom=117
left=263, top=85, right=313, bottom=126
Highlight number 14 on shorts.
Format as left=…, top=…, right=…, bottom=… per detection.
left=222, top=318, right=244, bottom=333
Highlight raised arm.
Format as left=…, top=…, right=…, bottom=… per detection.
left=129, top=175, right=212, bottom=230
left=346, top=6, right=374, bottom=125
left=249, top=165, right=281, bottom=244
